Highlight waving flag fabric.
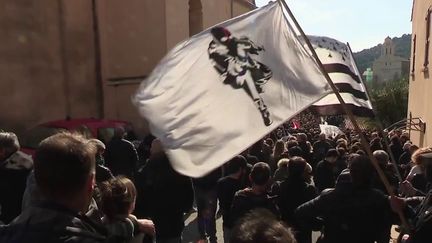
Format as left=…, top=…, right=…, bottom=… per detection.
left=308, top=36, right=375, bottom=117
left=133, top=2, right=331, bottom=177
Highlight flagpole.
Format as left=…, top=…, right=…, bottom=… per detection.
left=277, top=0, right=410, bottom=231
left=347, top=43, right=403, bottom=182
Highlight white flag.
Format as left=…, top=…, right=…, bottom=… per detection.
left=133, top=2, right=331, bottom=177
left=308, top=36, right=375, bottom=117
left=319, top=124, right=344, bottom=139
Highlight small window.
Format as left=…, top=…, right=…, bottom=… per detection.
left=424, top=9, right=431, bottom=70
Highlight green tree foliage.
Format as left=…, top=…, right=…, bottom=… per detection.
left=369, top=78, right=409, bottom=127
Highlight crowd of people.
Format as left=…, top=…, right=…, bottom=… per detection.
left=1, top=113, right=432, bottom=243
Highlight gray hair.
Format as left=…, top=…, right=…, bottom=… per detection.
left=0, top=132, right=20, bottom=157
left=373, top=150, right=389, bottom=166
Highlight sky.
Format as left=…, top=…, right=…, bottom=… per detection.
left=255, top=0, right=412, bottom=52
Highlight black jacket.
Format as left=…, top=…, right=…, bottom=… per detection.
left=276, top=178, right=317, bottom=243
left=135, top=153, right=193, bottom=239
left=295, top=186, right=393, bottom=243
left=104, top=138, right=138, bottom=178
left=408, top=190, right=432, bottom=243
left=0, top=202, right=137, bottom=243
left=230, top=188, right=279, bottom=227
left=314, top=160, right=336, bottom=192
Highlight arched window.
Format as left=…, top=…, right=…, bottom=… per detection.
left=189, top=0, right=203, bottom=37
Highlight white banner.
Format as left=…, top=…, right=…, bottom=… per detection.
left=319, top=124, right=344, bottom=138
left=134, top=2, right=331, bottom=177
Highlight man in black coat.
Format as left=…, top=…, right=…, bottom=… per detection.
left=314, top=149, right=339, bottom=192
left=104, top=127, right=138, bottom=179
left=217, top=155, right=248, bottom=242
left=135, top=139, right=194, bottom=243
left=275, top=156, right=317, bottom=243
left=230, top=162, right=279, bottom=227
left=296, top=155, right=393, bottom=243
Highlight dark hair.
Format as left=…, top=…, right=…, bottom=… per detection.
left=227, top=155, right=247, bottom=174
left=230, top=209, right=296, bottom=243
left=34, top=132, right=96, bottom=199
left=326, top=149, right=338, bottom=158
left=288, top=146, right=303, bottom=157
left=250, top=162, right=271, bottom=186
left=287, top=156, right=306, bottom=179
left=99, top=176, right=137, bottom=220
left=349, top=155, right=374, bottom=187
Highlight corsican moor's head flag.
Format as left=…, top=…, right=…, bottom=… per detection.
left=308, top=36, right=375, bottom=117
left=133, top=2, right=331, bottom=177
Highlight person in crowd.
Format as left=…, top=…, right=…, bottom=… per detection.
left=135, top=139, right=194, bottom=243
left=192, top=166, right=222, bottom=243
left=405, top=147, right=432, bottom=195
left=402, top=144, right=419, bottom=178
left=271, top=140, right=286, bottom=173
left=389, top=135, right=404, bottom=165
left=275, top=157, right=317, bottom=243
left=312, top=133, right=332, bottom=165
left=217, top=155, right=248, bottom=242
left=372, top=150, right=399, bottom=195
left=334, top=147, right=348, bottom=177
left=296, top=155, right=393, bottom=243
left=229, top=209, right=296, bottom=243
left=369, top=137, right=383, bottom=152
left=296, top=133, right=312, bottom=167
left=89, top=139, right=114, bottom=184
left=314, top=149, right=339, bottom=192
left=399, top=142, right=413, bottom=166
left=230, top=162, right=279, bottom=227
left=0, top=132, right=155, bottom=242
left=136, top=134, right=155, bottom=167
left=105, top=127, right=139, bottom=179
left=0, top=132, right=33, bottom=224
left=273, top=158, right=289, bottom=182
left=99, top=176, right=145, bottom=243
left=391, top=150, right=432, bottom=243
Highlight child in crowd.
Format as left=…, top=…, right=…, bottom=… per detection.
left=99, top=176, right=148, bottom=243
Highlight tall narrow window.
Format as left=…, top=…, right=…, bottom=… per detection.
left=424, top=9, right=431, bottom=70
left=189, top=0, right=203, bottom=37
left=412, top=34, right=417, bottom=75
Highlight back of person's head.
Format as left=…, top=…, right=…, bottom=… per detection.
left=277, top=158, right=289, bottom=169
left=325, top=149, right=338, bottom=159
left=349, top=155, right=374, bottom=188
left=89, top=138, right=106, bottom=154
left=0, top=132, right=20, bottom=159
left=113, top=126, right=126, bottom=139
left=286, top=140, right=299, bottom=149
left=390, top=135, right=401, bottom=145
left=373, top=150, right=389, bottom=168
left=227, top=155, right=247, bottom=175
left=99, top=176, right=137, bottom=220
left=412, top=147, right=432, bottom=166
left=274, top=140, right=285, bottom=154
left=287, top=156, right=306, bottom=179
left=319, top=133, right=326, bottom=141
left=409, top=145, right=419, bottom=155
left=297, top=133, right=307, bottom=143
left=230, top=209, right=296, bottom=243
left=34, top=132, right=96, bottom=200
left=250, top=162, right=271, bottom=186
left=288, top=146, right=303, bottom=158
